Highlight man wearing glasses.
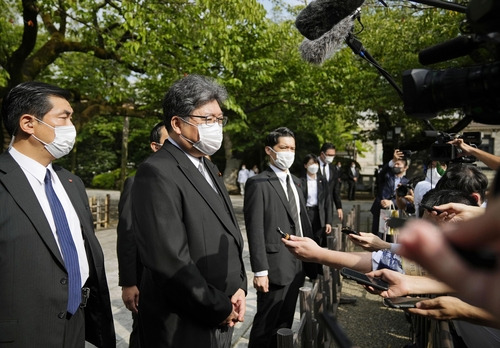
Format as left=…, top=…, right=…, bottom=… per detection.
left=131, top=75, right=247, bottom=348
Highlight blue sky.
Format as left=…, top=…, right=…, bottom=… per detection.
left=258, top=0, right=304, bottom=16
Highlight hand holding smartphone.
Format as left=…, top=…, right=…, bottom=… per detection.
left=340, top=267, right=389, bottom=291
left=383, top=297, right=423, bottom=309
left=276, top=227, right=290, bottom=240
left=420, top=203, right=443, bottom=215
left=341, top=227, right=361, bottom=236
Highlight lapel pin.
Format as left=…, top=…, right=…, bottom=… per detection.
left=218, top=172, right=222, bottom=177
left=68, top=179, right=73, bottom=183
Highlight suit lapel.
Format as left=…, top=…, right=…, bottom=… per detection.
left=265, top=168, right=296, bottom=226
left=166, top=144, right=242, bottom=246
left=0, top=153, right=65, bottom=267
left=55, top=167, right=92, bottom=239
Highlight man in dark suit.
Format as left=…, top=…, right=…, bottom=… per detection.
left=370, top=149, right=410, bottom=234
left=116, top=121, right=167, bottom=348
left=318, top=143, right=343, bottom=222
left=244, top=127, right=314, bottom=348
left=347, top=161, right=360, bottom=200
left=0, top=81, right=115, bottom=347
left=131, top=75, right=247, bottom=348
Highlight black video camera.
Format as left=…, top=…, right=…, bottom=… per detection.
left=402, top=0, right=500, bottom=124
left=424, top=130, right=481, bottom=163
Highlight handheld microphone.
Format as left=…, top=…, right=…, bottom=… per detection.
left=295, top=0, right=365, bottom=41
left=299, top=16, right=355, bottom=65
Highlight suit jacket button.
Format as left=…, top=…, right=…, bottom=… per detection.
left=58, top=312, right=66, bottom=319
left=60, top=278, right=68, bottom=285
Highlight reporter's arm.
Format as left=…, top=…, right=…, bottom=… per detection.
left=450, top=139, right=500, bottom=170
left=282, top=235, right=372, bottom=272
left=408, top=296, right=500, bottom=329
left=349, top=232, right=392, bottom=251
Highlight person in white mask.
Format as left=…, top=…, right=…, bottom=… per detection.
left=0, top=81, right=115, bottom=347
left=299, top=154, right=333, bottom=279
left=413, top=160, right=447, bottom=216
left=300, top=154, right=333, bottom=248
left=131, top=74, right=246, bottom=348
left=244, top=127, right=314, bottom=348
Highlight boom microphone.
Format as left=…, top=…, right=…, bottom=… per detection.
left=295, top=0, right=365, bottom=41
left=299, top=16, right=355, bottom=65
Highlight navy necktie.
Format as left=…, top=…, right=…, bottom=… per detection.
left=45, top=170, right=81, bottom=314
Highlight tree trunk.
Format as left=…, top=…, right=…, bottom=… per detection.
left=222, top=132, right=240, bottom=194
left=120, top=116, right=130, bottom=192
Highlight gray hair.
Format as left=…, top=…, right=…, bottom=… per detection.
left=162, top=75, right=228, bottom=131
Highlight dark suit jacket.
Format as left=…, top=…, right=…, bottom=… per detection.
left=319, top=161, right=342, bottom=211
left=347, top=167, right=359, bottom=181
left=131, top=142, right=247, bottom=347
left=0, top=152, right=115, bottom=348
left=370, top=161, right=410, bottom=214
left=117, top=176, right=143, bottom=287
left=244, top=167, right=314, bottom=286
left=300, top=175, right=333, bottom=236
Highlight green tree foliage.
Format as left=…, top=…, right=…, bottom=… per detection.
left=1, top=0, right=475, bottom=186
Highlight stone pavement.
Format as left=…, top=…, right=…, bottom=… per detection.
left=87, top=191, right=409, bottom=347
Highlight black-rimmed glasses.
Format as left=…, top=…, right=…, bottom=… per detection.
left=185, top=115, right=228, bottom=127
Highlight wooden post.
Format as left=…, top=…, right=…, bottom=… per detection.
left=277, top=328, right=294, bottom=348
left=299, top=287, right=313, bottom=348
left=354, top=204, right=361, bottom=233
left=104, top=194, right=110, bottom=228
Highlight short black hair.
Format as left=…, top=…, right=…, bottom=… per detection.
left=434, top=163, right=488, bottom=202
left=320, top=142, right=336, bottom=153
left=149, top=121, right=166, bottom=144
left=303, top=153, right=319, bottom=166
left=162, top=74, right=227, bottom=132
left=420, top=188, right=479, bottom=217
left=2, top=81, right=71, bottom=136
left=265, top=127, right=295, bottom=148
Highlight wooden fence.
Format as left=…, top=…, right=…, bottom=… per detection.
left=88, top=194, right=110, bottom=229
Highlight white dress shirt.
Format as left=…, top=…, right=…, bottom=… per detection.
left=9, top=147, right=89, bottom=287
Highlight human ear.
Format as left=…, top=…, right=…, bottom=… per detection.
left=18, top=114, right=35, bottom=135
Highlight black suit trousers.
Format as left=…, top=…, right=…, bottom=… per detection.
left=248, top=264, right=305, bottom=348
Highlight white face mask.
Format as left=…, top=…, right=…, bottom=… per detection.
left=307, top=164, right=319, bottom=174
left=324, top=155, right=334, bottom=164
left=269, top=147, right=295, bottom=170
left=180, top=119, right=223, bottom=156
left=426, top=167, right=442, bottom=182
left=32, top=118, right=76, bottom=159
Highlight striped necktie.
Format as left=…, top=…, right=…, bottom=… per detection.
left=45, top=170, right=81, bottom=314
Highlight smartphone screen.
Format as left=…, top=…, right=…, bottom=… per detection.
left=341, top=228, right=360, bottom=236
left=340, top=267, right=389, bottom=291
left=420, top=203, right=443, bottom=215
left=383, top=297, right=423, bottom=309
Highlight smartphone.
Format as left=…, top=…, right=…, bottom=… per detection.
left=276, top=227, right=290, bottom=240
left=341, top=227, right=360, bottom=236
left=340, top=267, right=389, bottom=291
left=383, top=297, right=422, bottom=309
left=420, top=203, right=443, bottom=215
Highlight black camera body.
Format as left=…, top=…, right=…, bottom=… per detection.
left=425, top=131, right=481, bottom=163
left=396, top=183, right=414, bottom=197
left=400, top=150, right=413, bottom=159
left=402, top=0, right=500, bottom=124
